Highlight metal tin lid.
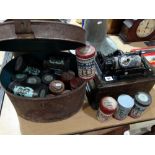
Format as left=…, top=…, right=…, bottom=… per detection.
left=135, top=92, right=152, bottom=107
left=70, top=77, right=84, bottom=89
left=8, top=81, right=17, bottom=91
left=15, top=56, right=26, bottom=72
left=39, top=88, right=47, bottom=98
left=0, top=20, right=86, bottom=52
left=49, top=80, right=65, bottom=94
left=117, top=94, right=134, bottom=109
left=53, top=69, right=63, bottom=77
left=99, top=96, right=117, bottom=115
left=14, top=73, right=27, bottom=82
left=42, top=73, right=54, bottom=84
left=61, top=70, right=75, bottom=82
left=76, top=45, right=96, bottom=59
left=26, top=76, right=41, bottom=85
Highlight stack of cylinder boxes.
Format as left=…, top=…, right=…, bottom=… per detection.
left=97, top=93, right=152, bottom=122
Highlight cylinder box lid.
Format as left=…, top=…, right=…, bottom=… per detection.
left=135, top=92, right=152, bottom=107
left=49, top=80, right=65, bottom=94
left=99, top=96, right=117, bottom=115
left=117, top=94, right=134, bottom=109
left=76, top=45, right=96, bottom=59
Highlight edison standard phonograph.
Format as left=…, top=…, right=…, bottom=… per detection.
left=96, top=50, right=154, bottom=81
left=84, top=20, right=155, bottom=109
left=86, top=49, right=155, bottom=109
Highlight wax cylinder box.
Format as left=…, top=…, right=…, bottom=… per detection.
left=130, top=92, right=152, bottom=118
left=15, top=56, right=41, bottom=76
left=13, top=73, right=28, bottom=82
left=97, top=96, right=117, bottom=122
left=42, top=73, right=55, bottom=85
left=114, top=94, right=134, bottom=120
left=26, top=76, right=41, bottom=85
left=49, top=80, right=65, bottom=95
left=76, top=45, right=96, bottom=80
left=61, top=70, right=75, bottom=89
left=8, top=81, right=47, bottom=98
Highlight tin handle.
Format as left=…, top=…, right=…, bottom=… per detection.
left=14, top=19, right=34, bottom=39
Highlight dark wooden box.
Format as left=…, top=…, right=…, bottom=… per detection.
left=86, top=76, right=155, bottom=109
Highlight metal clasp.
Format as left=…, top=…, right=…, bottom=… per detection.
left=14, top=19, right=34, bottom=38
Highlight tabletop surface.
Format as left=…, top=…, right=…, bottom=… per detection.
left=0, top=35, right=155, bottom=135
left=0, top=88, right=155, bottom=135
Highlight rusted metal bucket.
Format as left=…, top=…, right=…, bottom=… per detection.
left=0, top=51, right=86, bottom=123
left=0, top=20, right=86, bottom=122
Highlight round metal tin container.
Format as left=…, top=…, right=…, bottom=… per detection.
left=42, top=73, right=55, bottom=85
left=114, top=94, right=134, bottom=120
left=97, top=96, right=117, bottom=122
left=49, top=80, right=65, bottom=95
left=26, top=76, right=41, bottom=85
left=0, top=53, right=86, bottom=123
left=76, top=45, right=96, bottom=80
left=130, top=92, right=152, bottom=118
left=0, top=20, right=86, bottom=122
left=14, top=73, right=27, bottom=82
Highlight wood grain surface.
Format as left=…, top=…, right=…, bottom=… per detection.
left=0, top=88, right=155, bottom=135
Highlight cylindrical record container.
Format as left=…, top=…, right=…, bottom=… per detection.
left=14, top=73, right=28, bottom=82
left=114, top=94, right=134, bottom=120
left=70, top=77, right=84, bottom=90
left=97, top=96, right=117, bottom=122
left=26, top=76, right=41, bottom=85
left=130, top=92, right=152, bottom=118
left=61, top=70, right=75, bottom=89
left=61, top=70, right=75, bottom=82
left=49, top=80, right=65, bottom=95
left=42, top=73, right=55, bottom=85
left=15, top=56, right=40, bottom=76
left=76, top=45, right=96, bottom=80
left=8, top=81, right=47, bottom=98
left=24, top=66, right=40, bottom=76
left=14, top=56, right=27, bottom=72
